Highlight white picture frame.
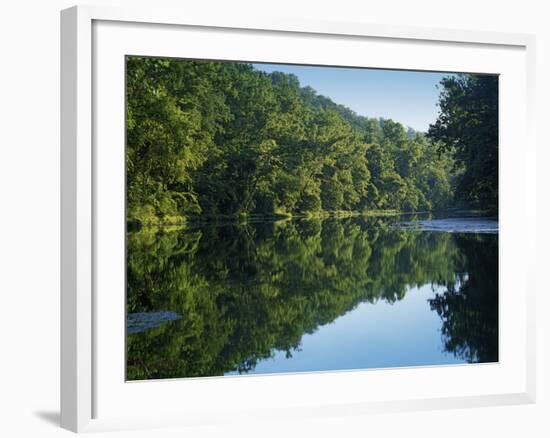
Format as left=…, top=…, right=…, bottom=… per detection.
left=60, top=4, right=537, bottom=433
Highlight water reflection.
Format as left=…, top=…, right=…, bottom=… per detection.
left=126, top=216, right=498, bottom=380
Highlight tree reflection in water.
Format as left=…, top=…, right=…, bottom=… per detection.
left=126, top=217, right=498, bottom=380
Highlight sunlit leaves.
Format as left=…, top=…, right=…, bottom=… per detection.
left=127, top=57, right=460, bottom=224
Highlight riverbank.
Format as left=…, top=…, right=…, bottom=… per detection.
left=128, top=207, right=498, bottom=230
left=127, top=209, right=404, bottom=230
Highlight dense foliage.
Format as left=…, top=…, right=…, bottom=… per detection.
left=428, top=74, right=499, bottom=213
left=126, top=217, right=498, bottom=379
left=126, top=57, right=458, bottom=225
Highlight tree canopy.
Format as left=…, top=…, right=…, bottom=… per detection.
left=126, top=57, right=462, bottom=225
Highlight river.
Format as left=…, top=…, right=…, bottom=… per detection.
left=126, top=212, right=498, bottom=380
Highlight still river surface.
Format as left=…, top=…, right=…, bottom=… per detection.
left=126, top=212, right=498, bottom=380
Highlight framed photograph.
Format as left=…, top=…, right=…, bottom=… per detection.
left=61, top=5, right=536, bottom=433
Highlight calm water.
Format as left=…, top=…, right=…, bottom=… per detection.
left=126, top=214, right=498, bottom=380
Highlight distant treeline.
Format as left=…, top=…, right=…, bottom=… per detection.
left=126, top=58, right=498, bottom=225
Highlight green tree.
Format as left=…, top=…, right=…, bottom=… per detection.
left=428, top=74, right=498, bottom=212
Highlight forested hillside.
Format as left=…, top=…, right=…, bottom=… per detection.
left=126, top=58, right=496, bottom=226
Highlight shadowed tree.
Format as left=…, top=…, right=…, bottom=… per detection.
left=428, top=74, right=498, bottom=212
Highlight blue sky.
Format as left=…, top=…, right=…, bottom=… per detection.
left=252, top=63, right=454, bottom=132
